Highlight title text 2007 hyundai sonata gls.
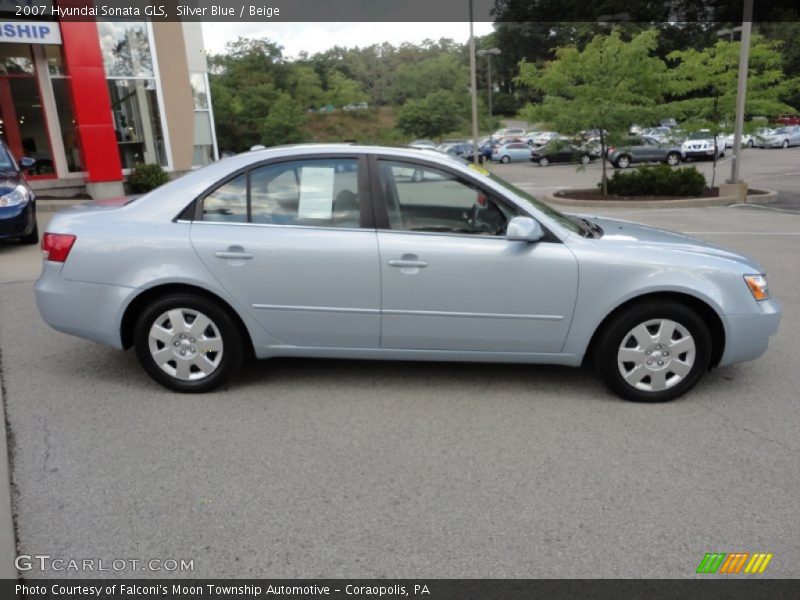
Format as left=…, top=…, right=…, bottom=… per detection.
left=35, top=145, right=780, bottom=402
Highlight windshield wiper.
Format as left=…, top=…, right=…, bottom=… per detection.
left=577, top=217, right=603, bottom=238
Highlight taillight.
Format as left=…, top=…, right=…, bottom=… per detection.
left=608, top=146, right=616, bottom=154
left=42, top=233, right=76, bottom=263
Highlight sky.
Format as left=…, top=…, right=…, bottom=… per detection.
left=201, top=22, right=495, bottom=58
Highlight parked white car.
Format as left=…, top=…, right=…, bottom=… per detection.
left=493, top=127, right=526, bottom=139
left=681, top=131, right=726, bottom=160
left=532, top=132, right=561, bottom=147
left=724, top=132, right=758, bottom=148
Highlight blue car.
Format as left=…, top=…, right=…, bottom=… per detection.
left=491, top=142, right=532, bottom=163
left=0, top=141, right=37, bottom=245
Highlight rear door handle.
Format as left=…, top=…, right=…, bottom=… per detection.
left=215, top=248, right=254, bottom=260
left=388, top=259, right=427, bottom=268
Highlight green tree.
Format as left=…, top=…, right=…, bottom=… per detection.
left=396, top=90, right=463, bottom=141
left=517, top=29, right=668, bottom=196
left=391, top=54, right=469, bottom=103
left=326, top=71, right=367, bottom=107
left=289, top=65, right=325, bottom=110
left=666, top=34, right=798, bottom=124
left=260, top=92, right=307, bottom=147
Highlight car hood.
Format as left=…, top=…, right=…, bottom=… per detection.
left=581, top=215, right=763, bottom=271
left=0, top=171, right=23, bottom=196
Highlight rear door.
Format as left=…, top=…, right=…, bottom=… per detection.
left=372, top=158, right=579, bottom=353
left=190, top=155, right=381, bottom=348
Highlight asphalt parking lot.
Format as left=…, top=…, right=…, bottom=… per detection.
left=1, top=149, right=799, bottom=579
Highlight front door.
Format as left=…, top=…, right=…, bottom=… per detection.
left=374, top=159, right=579, bottom=353
left=190, top=156, right=381, bottom=349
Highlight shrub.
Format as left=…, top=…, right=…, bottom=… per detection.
left=128, top=163, right=170, bottom=193
left=605, top=165, right=707, bottom=197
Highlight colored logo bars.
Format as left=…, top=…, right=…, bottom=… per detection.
left=696, top=552, right=773, bottom=574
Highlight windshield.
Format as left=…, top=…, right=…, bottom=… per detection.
left=0, top=144, right=17, bottom=171
left=484, top=171, right=584, bottom=235
left=687, top=132, right=713, bottom=140
left=773, top=127, right=789, bottom=134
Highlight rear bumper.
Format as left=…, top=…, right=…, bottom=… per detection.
left=719, top=299, right=782, bottom=367
left=0, top=202, right=35, bottom=239
left=35, top=262, right=135, bottom=349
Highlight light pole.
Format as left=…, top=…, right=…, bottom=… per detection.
left=726, top=0, right=753, bottom=189
left=477, top=48, right=501, bottom=117
left=468, top=0, right=480, bottom=163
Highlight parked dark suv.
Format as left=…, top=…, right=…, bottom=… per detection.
left=0, top=140, right=38, bottom=245
left=606, top=136, right=683, bottom=169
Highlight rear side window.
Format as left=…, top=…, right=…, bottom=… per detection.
left=200, top=158, right=360, bottom=228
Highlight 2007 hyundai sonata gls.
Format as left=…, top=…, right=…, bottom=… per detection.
left=35, top=145, right=780, bottom=402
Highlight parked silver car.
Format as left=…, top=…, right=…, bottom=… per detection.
left=758, top=126, right=800, bottom=148
left=35, top=145, right=780, bottom=402
left=607, top=136, right=683, bottom=168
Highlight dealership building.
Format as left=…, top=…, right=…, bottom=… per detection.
left=0, top=3, right=218, bottom=198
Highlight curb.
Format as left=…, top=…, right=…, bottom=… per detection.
left=544, top=188, right=779, bottom=209
left=36, top=198, right=90, bottom=212
left=0, top=353, right=18, bottom=579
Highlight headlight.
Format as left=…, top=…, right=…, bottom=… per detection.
left=0, top=184, right=30, bottom=208
left=744, top=274, right=770, bottom=301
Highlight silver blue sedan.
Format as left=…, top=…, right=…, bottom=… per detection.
left=35, top=145, right=780, bottom=402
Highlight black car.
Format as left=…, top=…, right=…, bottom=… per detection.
left=530, top=142, right=593, bottom=167
left=0, top=141, right=37, bottom=245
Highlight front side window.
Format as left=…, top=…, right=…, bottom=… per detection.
left=201, top=158, right=360, bottom=228
left=378, top=160, right=518, bottom=236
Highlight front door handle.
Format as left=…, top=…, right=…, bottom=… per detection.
left=388, top=259, right=427, bottom=268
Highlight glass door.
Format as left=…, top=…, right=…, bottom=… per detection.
left=0, top=43, right=55, bottom=179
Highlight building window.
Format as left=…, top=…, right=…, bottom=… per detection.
left=108, top=78, right=166, bottom=168
left=190, top=72, right=214, bottom=166
left=99, top=22, right=166, bottom=168
left=98, top=22, right=153, bottom=78
left=44, top=46, right=82, bottom=173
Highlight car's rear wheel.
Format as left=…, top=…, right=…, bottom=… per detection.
left=666, top=152, right=681, bottom=166
left=594, top=301, right=712, bottom=402
left=19, top=220, right=39, bottom=245
left=500, top=155, right=511, bottom=164
left=134, top=293, right=243, bottom=393
left=616, top=155, right=631, bottom=168
left=747, top=139, right=754, bottom=148
left=580, top=154, right=591, bottom=165
left=538, top=157, right=549, bottom=167
left=782, top=139, right=789, bottom=149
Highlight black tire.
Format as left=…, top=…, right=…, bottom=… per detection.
left=19, top=220, right=39, bottom=245
left=666, top=152, right=681, bottom=166
left=747, top=139, right=754, bottom=148
left=538, top=157, right=549, bottom=167
left=134, top=293, right=244, bottom=393
left=580, top=154, right=591, bottom=165
left=500, top=155, right=511, bottom=164
left=616, top=155, right=631, bottom=168
left=782, top=139, right=789, bottom=149
left=593, top=301, right=712, bottom=403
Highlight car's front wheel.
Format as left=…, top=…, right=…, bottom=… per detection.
left=538, top=157, right=549, bottom=167
left=19, top=220, right=39, bottom=245
left=500, top=155, right=511, bottom=164
left=580, top=154, right=591, bottom=165
left=594, top=301, right=712, bottom=402
left=616, top=155, right=631, bottom=168
left=782, top=139, right=789, bottom=149
left=134, top=293, right=244, bottom=393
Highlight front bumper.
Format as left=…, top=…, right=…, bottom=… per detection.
left=0, top=201, right=35, bottom=239
left=682, top=149, right=716, bottom=158
left=35, top=262, right=135, bottom=349
left=719, top=298, right=782, bottom=367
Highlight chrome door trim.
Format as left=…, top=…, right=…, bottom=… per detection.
left=382, top=309, right=564, bottom=321
left=252, top=304, right=380, bottom=315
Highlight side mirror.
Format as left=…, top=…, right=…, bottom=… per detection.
left=19, top=157, right=36, bottom=169
left=506, top=216, right=544, bottom=243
